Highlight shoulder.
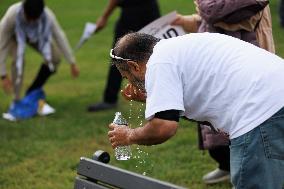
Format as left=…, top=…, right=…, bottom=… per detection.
left=156, top=34, right=196, bottom=47
left=7, top=2, right=22, bottom=12
left=150, top=34, right=195, bottom=58
left=44, top=7, right=57, bottom=21
left=0, top=3, right=21, bottom=28
left=3, top=2, right=21, bottom=18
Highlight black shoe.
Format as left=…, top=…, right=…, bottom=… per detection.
left=87, top=102, right=116, bottom=112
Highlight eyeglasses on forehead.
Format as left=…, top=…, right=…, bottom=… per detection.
left=109, top=49, right=132, bottom=61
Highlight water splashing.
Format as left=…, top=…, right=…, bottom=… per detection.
left=128, top=101, right=153, bottom=175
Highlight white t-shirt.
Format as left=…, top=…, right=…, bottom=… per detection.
left=145, top=33, right=284, bottom=139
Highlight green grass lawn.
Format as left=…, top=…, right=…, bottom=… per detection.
left=0, top=0, right=284, bottom=189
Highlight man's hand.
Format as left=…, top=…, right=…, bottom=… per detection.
left=108, top=123, right=133, bottom=148
left=1, top=76, right=12, bottom=94
left=95, top=16, right=107, bottom=33
left=171, top=14, right=184, bottom=26
left=171, top=14, right=200, bottom=33
left=121, top=83, right=146, bottom=102
left=70, top=64, right=79, bottom=78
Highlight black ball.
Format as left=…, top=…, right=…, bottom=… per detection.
left=92, top=150, right=110, bottom=164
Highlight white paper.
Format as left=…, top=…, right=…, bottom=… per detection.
left=74, top=22, right=97, bottom=51
left=138, top=11, right=186, bottom=39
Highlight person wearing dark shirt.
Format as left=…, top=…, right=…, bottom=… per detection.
left=87, top=0, right=160, bottom=112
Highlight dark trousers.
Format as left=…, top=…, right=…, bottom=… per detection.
left=26, top=64, right=54, bottom=95
left=103, top=64, right=123, bottom=103
left=280, top=0, right=284, bottom=26
left=197, top=124, right=230, bottom=172
left=209, top=146, right=230, bottom=171
left=102, top=2, right=160, bottom=103
left=102, top=26, right=128, bottom=104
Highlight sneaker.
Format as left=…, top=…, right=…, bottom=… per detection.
left=87, top=102, right=116, bottom=112
left=2, top=113, right=17, bottom=122
left=38, top=100, right=55, bottom=116
left=202, top=168, right=230, bottom=184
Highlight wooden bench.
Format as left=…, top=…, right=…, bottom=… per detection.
left=74, top=151, right=187, bottom=189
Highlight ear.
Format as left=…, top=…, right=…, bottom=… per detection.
left=126, top=60, right=141, bottom=72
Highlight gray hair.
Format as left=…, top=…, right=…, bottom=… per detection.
left=111, top=32, right=160, bottom=70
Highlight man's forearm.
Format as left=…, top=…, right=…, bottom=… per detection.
left=102, top=0, right=118, bottom=19
left=129, top=118, right=178, bottom=146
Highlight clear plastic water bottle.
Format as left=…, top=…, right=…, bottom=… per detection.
left=113, top=112, right=132, bottom=160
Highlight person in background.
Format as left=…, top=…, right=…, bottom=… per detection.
left=171, top=0, right=274, bottom=184
left=87, top=0, right=160, bottom=112
left=0, top=0, right=79, bottom=103
left=108, top=32, right=284, bottom=189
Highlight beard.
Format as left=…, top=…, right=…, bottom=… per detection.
left=132, top=75, right=146, bottom=93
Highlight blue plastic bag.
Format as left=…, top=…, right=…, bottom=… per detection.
left=8, top=88, right=45, bottom=119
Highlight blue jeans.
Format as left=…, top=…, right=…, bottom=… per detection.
left=230, top=107, right=284, bottom=189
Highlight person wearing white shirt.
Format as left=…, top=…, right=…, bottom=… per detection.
left=107, top=32, right=284, bottom=189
